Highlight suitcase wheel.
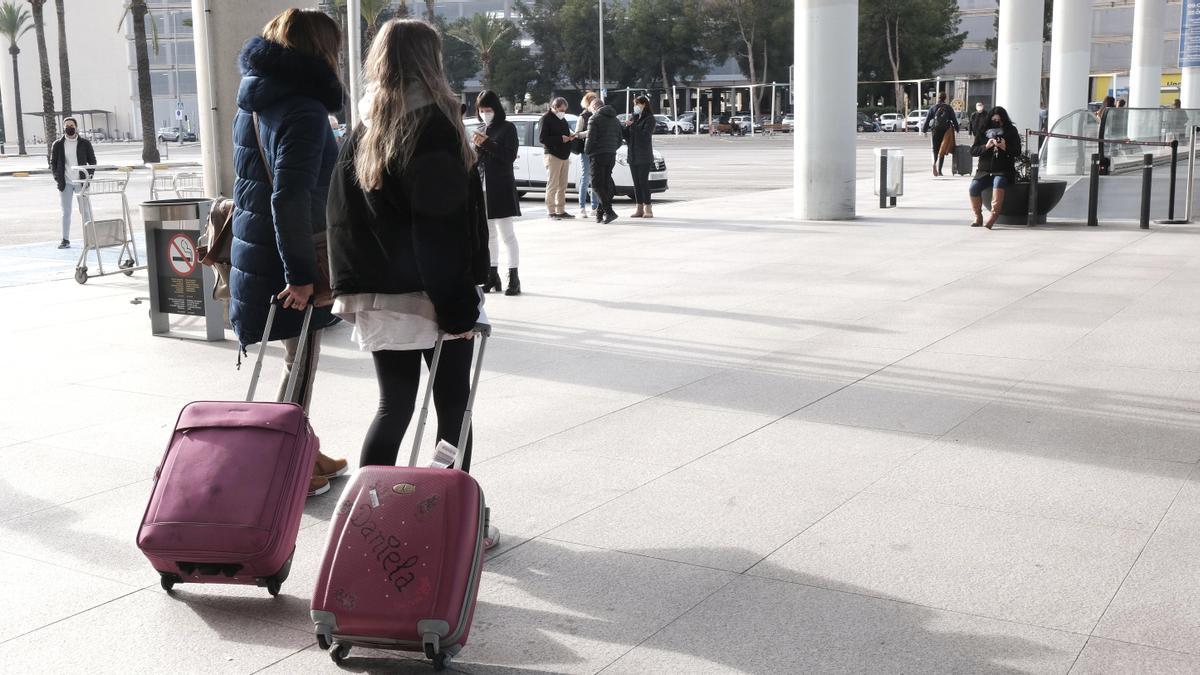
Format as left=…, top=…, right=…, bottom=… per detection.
left=316, top=633, right=331, bottom=650
left=432, top=652, right=448, bottom=671
left=159, top=573, right=180, bottom=593
left=330, top=642, right=351, bottom=664
left=265, top=577, right=282, bottom=597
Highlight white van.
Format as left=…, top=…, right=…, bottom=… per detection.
left=466, top=114, right=669, bottom=199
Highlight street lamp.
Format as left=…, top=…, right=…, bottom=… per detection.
left=598, top=0, right=605, bottom=98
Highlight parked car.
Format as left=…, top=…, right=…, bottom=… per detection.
left=82, top=128, right=107, bottom=142
left=731, top=115, right=762, bottom=133
left=781, top=114, right=794, bottom=128
left=905, top=109, right=926, bottom=131
left=467, top=114, right=668, bottom=200
left=157, top=127, right=196, bottom=143
left=671, top=112, right=696, bottom=134
left=879, top=113, right=901, bottom=132
left=857, top=113, right=879, bottom=132
left=651, top=114, right=672, bottom=134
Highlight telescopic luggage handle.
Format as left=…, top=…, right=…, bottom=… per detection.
left=408, top=323, right=491, bottom=469
left=246, top=296, right=314, bottom=402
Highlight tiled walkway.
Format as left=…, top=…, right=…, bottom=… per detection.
left=4, top=171, right=1200, bottom=673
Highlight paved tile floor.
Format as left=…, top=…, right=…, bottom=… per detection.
left=3, top=166, right=1200, bottom=674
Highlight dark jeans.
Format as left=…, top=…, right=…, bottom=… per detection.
left=631, top=163, right=652, bottom=203
left=931, top=126, right=950, bottom=171
left=589, top=153, right=616, bottom=216
left=360, top=339, right=475, bottom=471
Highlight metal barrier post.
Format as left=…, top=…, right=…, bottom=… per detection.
left=1088, top=153, right=1100, bottom=227
left=1027, top=153, right=1040, bottom=226
left=878, top=149, right=888, bottom=209
left=1186, top=126, right=1198, bottom=222
left=1140, top=153, right=1153, bottom=229
left=1156, top=139, right=1187, bottom=224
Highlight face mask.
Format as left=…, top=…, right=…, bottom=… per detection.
left=556, top=111, right=566, bottom=120
left=992, top=119, right=1002, bottom=128
left=633, top=105, right=643, bottom=115
left=65, top=126, right=76, bottom=137
left=481, top=112, right=495, bottom=125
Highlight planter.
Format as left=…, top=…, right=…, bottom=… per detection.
left=982, top=179, right=1068, bottom=225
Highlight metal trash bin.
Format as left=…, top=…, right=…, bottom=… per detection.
left=140, top=198, right=223, bottom=341
left=873, top=147, right=904, bottom=208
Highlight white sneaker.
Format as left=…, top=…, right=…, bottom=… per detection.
left=578, top=207, right=589, bottom=219
left=484, top=525, right=500, bottom=550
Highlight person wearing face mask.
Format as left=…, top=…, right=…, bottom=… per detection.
left=968, top=106, right=1021, bottom=229
left=472, top=89, right=523, bottom=295
left=584, top=95, right=622, bottom=224
left=538, top=97, right=576, bottom=220
left=969, top=101, right=988, bottom=137
left=622, top=95, right=657, bottom=218
left=49, top=117, right=97, bottom=249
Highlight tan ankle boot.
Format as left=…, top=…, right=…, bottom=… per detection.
left=314, top=453, right=348, bottom=479
left=969, top=196, right=983, bottom=227
left=986, top=189, right=1005, bottom=229
left=643, top=203, right=653, bottom=218
left=630, top=204, right=644, bottom=218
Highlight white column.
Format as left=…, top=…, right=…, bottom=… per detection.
left=1183, top=69, right=1200, bottom=108
left=1048, top=0, right=1092, bottom=128
left=347, top=0, right=362, bottom=127
left=996, top=0, right=1045, bottom=134
left=192, top=0, right=297, bottom=196
left=1130, top=0, right=1166, bottom=108
left=793, top=0, right=857, bottom=220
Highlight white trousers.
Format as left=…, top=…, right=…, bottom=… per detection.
left=488, top=217, right=518, bottom=268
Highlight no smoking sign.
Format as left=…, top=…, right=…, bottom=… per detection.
left=167, top=233, right=197, bottom=276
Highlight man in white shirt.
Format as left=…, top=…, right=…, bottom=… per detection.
left=49, top=117, right=97, bottom=249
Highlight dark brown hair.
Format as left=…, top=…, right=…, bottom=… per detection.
left=262, top=8, right=341, bottom=76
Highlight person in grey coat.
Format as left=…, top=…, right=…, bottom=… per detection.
left=584, top=96, right=622, bottom=224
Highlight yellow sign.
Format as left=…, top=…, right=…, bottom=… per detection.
left=951, top=99, right=964, bottom=112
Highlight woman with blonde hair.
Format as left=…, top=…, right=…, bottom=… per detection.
left=574, top=91, right=601, bottom=219
left=231, top=7, right=348, bottom=496
left=326, top=19, right=489, bottom=478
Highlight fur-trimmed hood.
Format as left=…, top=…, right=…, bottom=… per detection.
left=236, top=36, right=343, bottom=113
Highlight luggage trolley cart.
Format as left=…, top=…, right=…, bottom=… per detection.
left=70, top=164, right=144, bottom=284
left=172, top=171, right=205, bottom=199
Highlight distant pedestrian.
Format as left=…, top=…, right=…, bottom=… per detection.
left=472, top=89, right=522, bottom=295
left=50, top=116, right=96, bottom=249
left=623, top=95, right=656, bottom=218
left=584, top=95, right=622, bottom=224
left=968, top=106, right=1021, bottom=230
left=1168, top=98, right=1189, bottom=141
left=574, top=91, right=601, bottom=219
left=969, top=101, right=988, bottom=136
left=539, top=97, right=575, bottom=220
left=922, top=92, right=959, bottom=176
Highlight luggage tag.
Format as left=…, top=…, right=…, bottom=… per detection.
left=429, top=440, right=459, bottom=469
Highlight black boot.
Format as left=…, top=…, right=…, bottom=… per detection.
left=504, top=268, right=521, bottom=296
left=483, top=266, right=502, bottom=293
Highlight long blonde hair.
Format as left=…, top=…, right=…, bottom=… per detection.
left=355, top=20, right=474, bottom=191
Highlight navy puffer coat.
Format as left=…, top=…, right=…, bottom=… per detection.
left=230, top=37, right=342, bottom=348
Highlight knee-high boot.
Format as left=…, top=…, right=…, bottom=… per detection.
left=986, top=189, right=1005, bottom=229
left=970, top=196, right=983, bottom=227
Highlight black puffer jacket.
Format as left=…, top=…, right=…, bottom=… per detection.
left=585, top=105, right=622, bottom=156
left=622, top=111, right=655, bottom=166
left=326, top=109, right=486, bottom=335
left=971, top=123, right=1022, bottom=181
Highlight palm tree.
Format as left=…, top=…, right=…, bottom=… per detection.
left=27, top=0, right=55, bottom=163
left=53, top=0, right=68, bottom=114
left=0, top=1, right=31, bottom=155
left=423, top=0, right=435, bottom=22
left=360, top=0, right=392, bottom=46
left=126, top=0, right=159, bottom=162
left=448, top=14, right=512, bottom=89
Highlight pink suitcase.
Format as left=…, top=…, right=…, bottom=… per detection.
left=311, top=328, right=490, bottom=671
left=137, top=301, right=319, bottom=595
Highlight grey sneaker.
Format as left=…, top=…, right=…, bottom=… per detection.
left=57, top=239, right=70, bottom=249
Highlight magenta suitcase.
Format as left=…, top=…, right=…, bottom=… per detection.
left=137, top=302, right=319, bottom=595
left=311, top=328, right=490, bottom=671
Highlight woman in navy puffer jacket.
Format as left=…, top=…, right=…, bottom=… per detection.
left=230, top=9, right=347, bottom=496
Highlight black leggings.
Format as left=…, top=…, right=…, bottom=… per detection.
left=360, top=339, right=475, bottom=471
left=631, top=163, right=652, bottom=203
left=931, top=126, right=949, bottom=171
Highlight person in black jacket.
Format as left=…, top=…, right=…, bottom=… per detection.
left=232, top=9, right=348, bottom=496
left=623, top=95, right=657, bottom=218
left=922, top=92, right=959, bottom=176
left=968, top=106, right=1022, bottom=229
left=584, top=96, right=622, bottom=224
left=326, top=19, right=488, bottom=481
left=574, top=91, right=601, bottom=218
left=539, top=96, right=575, bottom=220
left=49, top=117, right=96, bottom=248
left=472, top=89, right=522, bottom=295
